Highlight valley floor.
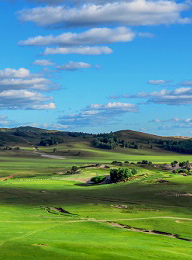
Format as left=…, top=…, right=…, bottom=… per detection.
left=0, top=147, right=191, bottom=259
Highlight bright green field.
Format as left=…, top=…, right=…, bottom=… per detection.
left=0, top=146, right=191, bottom=259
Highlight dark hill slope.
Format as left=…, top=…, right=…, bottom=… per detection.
left=114, top=130, right=186, bottom=143
left=114, top=130, right=192, bottom=153
left=0, top=127, right=191, bottom=154
left=0, top=126, right=93, bottom=146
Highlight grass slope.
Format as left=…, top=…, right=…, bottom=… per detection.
left=0, top=144, right=191, bottom=259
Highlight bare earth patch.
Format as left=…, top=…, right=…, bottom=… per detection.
left=107, top=222, right=192, bottom=242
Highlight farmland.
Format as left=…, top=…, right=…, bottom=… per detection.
left=0, top=129, right=191, bottom=259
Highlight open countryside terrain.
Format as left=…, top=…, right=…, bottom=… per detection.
left=0, top=127, right=191, bottom=259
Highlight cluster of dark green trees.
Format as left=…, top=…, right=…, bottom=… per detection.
left=156, top=139, right=192, bottom=154
left=68, top=132, right=91, bottom=138
left=91, top=175, right=106, bottom=184
left=173, top=168, right=191, bottom=174
left=91, top=167, right=138, bottom=184
left=137, top=160, right=152, bottom=166
left=171, top=160, right=191, bottom=169
left=39, top=137, right=63, bottom=146
left=171, top=160, right=192, bottom=174
left=92, top=133, right=139, bottom=150
left=110, top=167, right=137, bottom=182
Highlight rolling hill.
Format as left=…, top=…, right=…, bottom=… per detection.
left=0, top=126, right=190, bottom=155
left=0, top=126, right=188, bottom=144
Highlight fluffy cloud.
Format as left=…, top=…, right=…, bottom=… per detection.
left=26, top=0, right=66, bottom=3
left=25, top=0, right=151, bottom=4
left=29, top=102, right=56, bottom=110
left=149, top=117, right=192, bottom=131
left=144, top=88, right=192, bottom=105
left=0, top=114, right=15, bottom=126
left=149, top=118, right=192, bottom=123
left=33, top=59, right=55, bottom=66
left=59, top=102, right=138, bottom=126
left=57, top=61, right=92, bottom=71
left=29, top=122, right=69, bottom=130
left=0, top=68, right=31, bottom=78
left=43, top=46, right=113, bottom=55
left=148, top=80, right=170, bottom=85
left=180, top=80, right=192, bottom=87
left=115, top=87, right=192, bottom=105
left=88, top=102, right=138, bottom=111
left=148, top=118, right=162, bottom=123
left=0, top=89, right=56, bottom=110
left=19, top=27, right=135, bottom=46
left=0, top=78, right=52, bottom=91
left=0, top=67, right=57, bottom=110
left=19, top=1, right=190, bottom=28
left=0, top=68, right=54, bottom=91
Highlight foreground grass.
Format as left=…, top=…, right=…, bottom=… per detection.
left=0, top=147, right=191, bottom=259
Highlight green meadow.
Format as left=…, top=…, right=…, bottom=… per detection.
left=0, top=145, right=191, bottom=259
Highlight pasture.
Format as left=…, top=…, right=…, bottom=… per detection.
left=0, top=145, right=191, bottom=259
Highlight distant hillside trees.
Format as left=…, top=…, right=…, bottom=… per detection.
left=92, top=133, right=137, bottom=150
left=39, top=137, right=63, bottom=146
left=68, top=132, right=91, bottom=138
left=92, top=133, right=118, bottom=149
left=156, top=139, right=192, bottom=154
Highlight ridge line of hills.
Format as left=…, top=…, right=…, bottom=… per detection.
left=0, top=126, right=191, bottom=154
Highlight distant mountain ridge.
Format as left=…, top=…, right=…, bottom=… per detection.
left=0, top=126, right=191, bottom=153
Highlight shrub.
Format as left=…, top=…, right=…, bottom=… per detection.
left=173, top=168, right=188, bottom=174
left=110, top=168, right=132, bottom=183
left=171, top=161, right=176, bottom=167
left=111, top=161, right=123, bottom=166
left=131, top=168, right=138, bottom=175
left=142, top=160, right=148, bottom=164
left=178, top=169, right=188, bottom=173
left=179, top=161, right=190, bottom=168
left=91, top=175, right=105, bottom=184
left=137, top=160, right=152, bottom=166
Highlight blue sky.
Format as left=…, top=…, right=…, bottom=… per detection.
left=1, top=0, right=192, bottom=135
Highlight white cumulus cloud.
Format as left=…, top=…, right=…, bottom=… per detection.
left=43, top=46, right=113, bottom=55
left=59, top=102, right=138, bottom=127
left=19, top=1, right=191, bottom=28
left=57, top=61, right=92, bottom=70
left=0, top=68, right=55, bottom=91
left=19, top=27, right=135, bottom=46
left=0, top=89, right=56, bottom=110
left=33, top=59, right=55, bottom=66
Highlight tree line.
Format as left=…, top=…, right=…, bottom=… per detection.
left=92, top=133, right=139, bottom=150
left=156, top=139, right=192, bottom=154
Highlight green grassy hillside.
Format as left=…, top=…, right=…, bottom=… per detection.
left=0, top=127, right=191, bottom=259
left=0, top=152, right=191, bottom=259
